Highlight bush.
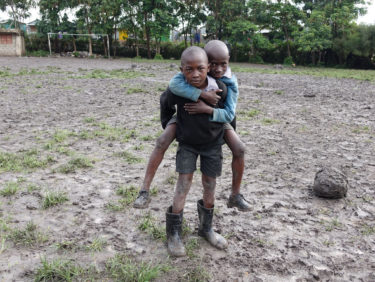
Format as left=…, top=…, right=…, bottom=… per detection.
left=283, top=56, right=294, bottom=66
left=26, top=50, right=49, bottom=57
left=153, top=53, right=163, bottom=60
left=249, top=55, right=264, bottom=64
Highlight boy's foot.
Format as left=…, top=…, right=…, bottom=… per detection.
left=227, top=194, right=252, bottom=211
left=133, top=190, right=151, bottom=209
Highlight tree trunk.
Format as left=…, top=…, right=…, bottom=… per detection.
left=144, top=12, right=151, bottom=59
left=73, top=37, right=77, bottom=52
left=311, top=51, right=316, bottom=65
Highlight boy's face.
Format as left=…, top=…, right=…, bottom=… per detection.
left=208, top=53, right=230, bottom=79
left=180, top=56, right=209, bottom=89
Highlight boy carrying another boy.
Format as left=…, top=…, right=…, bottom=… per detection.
left=161, top=46, right=228, bottom=256
left=134, top=40, right=250, bottom=212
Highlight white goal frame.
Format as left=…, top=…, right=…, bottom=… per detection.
left=47, top=33, right=110, bottom=58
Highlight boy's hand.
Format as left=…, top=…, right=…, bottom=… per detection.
left=200, top=89, right=222, bottom=106
left=184, top=100, right=213, bottom=115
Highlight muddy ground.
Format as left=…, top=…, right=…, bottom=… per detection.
left=0, top=57, right=374, bottom=281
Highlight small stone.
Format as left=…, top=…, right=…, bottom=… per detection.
left=26, top=204, right=37, bottom=210
left=313, top=167, right=348, bottom=199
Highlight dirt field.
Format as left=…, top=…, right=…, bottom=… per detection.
left=0, top=57, right=374, bottom=281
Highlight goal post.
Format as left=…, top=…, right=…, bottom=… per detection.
left=47, top=33, right=110, bottom=58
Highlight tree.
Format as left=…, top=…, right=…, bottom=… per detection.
left=268, top=0, right=303, bottom=59
left=175, top=0, right=206, bottom=47
left=0, top=0, right=35, bottom=28
left=293, top=10, right=332, bottom=64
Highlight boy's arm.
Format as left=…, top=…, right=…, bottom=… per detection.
left=210, top=75, right=238, bottom=123
left=184, top=75, right=239, bottom=124
left=169, top=72, right=221, bottom=105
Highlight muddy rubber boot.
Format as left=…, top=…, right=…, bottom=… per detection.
left=227, top=194, right=252, bottom=211
left=197, top=199, right=228, bottom=250
left=166, top=206, right=186, bottom=257
left=133, top=190, right=151, bottom=209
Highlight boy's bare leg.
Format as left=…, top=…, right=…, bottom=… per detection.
left=166, top=173, right=193, bottom=257
left=134, top=123, right=176, bottom=209
left=224, top=129, right=252, bottom=211
left=172, top=173, right=193, bottom=213
left=198, top=174, right=227, bottom=249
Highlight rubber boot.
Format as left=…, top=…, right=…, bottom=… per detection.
left=166, top=206, right=186, bottom=257
left=197, top=199, right=228, bottom=250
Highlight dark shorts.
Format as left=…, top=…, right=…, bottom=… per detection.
left=176, top=142, right=223, bottom=178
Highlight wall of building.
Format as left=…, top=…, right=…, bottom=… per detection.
left=0, top=30, right=25, bottom=56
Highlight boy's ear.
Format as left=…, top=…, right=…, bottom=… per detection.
left=179, top=66, right=183, bottom=72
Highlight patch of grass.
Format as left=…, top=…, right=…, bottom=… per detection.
left=34, top=257, right=83, bottom=282
left=7, top=222, right=48, bottom=246
left=57, top=156, right=94, bottom=173
left=116, top=151, right=143, bottom=164
left=86, top=237, right=106, bottom=252
left=361, top=224, right=375, bottom=235
left=238, top=108, right=260, bottom=119
left=164, top=173, right=177, bottom=185
left=261, top=118, right=280, bottom=125
left=140, top=134, right=154, bottom=141
left=185, top=238, right=200, bottom=259
left=73, top=69, right=152, bottom=79
left=138, top=213, right=166, bottom=241
left=106, top=254, right=170, bottom=282
left=231, top=65, right=375, bottom=82
left=92, top=122, right=137, bottom=142
left=116, top=185, right=138, bottom=206
left=133, top=144, right=145, bottom=151
left=274, top=90, right=283, bottom=95
left=150, top=186, right=158, bottom=196
left=127, top=87, right=144, bottom=94
left=0, top=149, right=54, bottom=172
left=83, top=117, right=96, bottom=123
left=183, top=265, right=211, bottom=282
left=0, top=181, right=21, bottom=196
left=42, top=191, right=69, bottom=209
left=56, top=240, right=78, bottom=251
left=53, top=129, right=76, bottom=143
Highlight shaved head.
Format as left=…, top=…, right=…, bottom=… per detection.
left=204, top=40, right=229, bottom=60
left=181, top=46, right=208, bottom=66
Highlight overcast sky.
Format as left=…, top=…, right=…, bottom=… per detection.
left=1, top=3, right=375, bottom=25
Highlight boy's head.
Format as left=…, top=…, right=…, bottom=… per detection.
left=204, top=40, right=230, bottom=79
left=180, top=46, right=209, bottom=89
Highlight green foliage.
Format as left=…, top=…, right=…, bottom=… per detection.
left=57, top=157, right=94, bottom=173
left=138, top=213, right=166, bottom=241
left=153, top=53, right=163, bottom=60
left=34, top=258, right=83, bottom=282
left=7, top=222, right=48, bottom=246
left=106, top=254, right=170, bottom=282
left=0, top=181, right=21, bottom=196
left=283, top=56, right=294, bottom=66
left=42, top=191, right=69, bottom=209
left=0, top=149, right=54, bottom=172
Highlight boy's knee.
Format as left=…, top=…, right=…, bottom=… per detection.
left=232, top=141, right=246, bottom=158
left=155, top=135, right=169, bottom=151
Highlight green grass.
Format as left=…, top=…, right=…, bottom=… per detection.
left=183, top=265, right=211, bottom=282
left=106, top=254, right=170, bottom=282
left=7, top=222, right=48, bottom=246
left=185, top=238, right=200, bottom=259
left=116, top=185, right=138, bottom=206
left=138, top=213, right=166, bottom=241
left=57, top=156, right=94, bottom=173
left=92, top=122, right=137, bottom=142
left=0, top=181, right=21, bottom=196
left=238, top=109, right=260, bottom=119
left=116, top=151, right=143, bottom=164
left=34, top=258, right=83, bottom=282
left=231, top=65, right=375, bottom=82
left=86, top=237, right=106, bottom=252
left=73, top=69, right=153, bottom=79
left=0, top=149, right=54, bottom=172
left=261, top=118, right=280, bottom=125
left=127, top=87, right=144, bottom=94
left=164, top=173, right=177, bottom=185
left=42, top=191, right=69, bottom=209
left=361, top=224, right=375, bottom=235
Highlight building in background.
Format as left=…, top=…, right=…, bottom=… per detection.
left=0, top=28, right=25, bottom=56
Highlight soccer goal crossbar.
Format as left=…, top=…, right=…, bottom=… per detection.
left=47, top=32, right=110, bottom=58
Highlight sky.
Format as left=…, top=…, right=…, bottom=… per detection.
left=1, top=3, right=375, bottom=25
